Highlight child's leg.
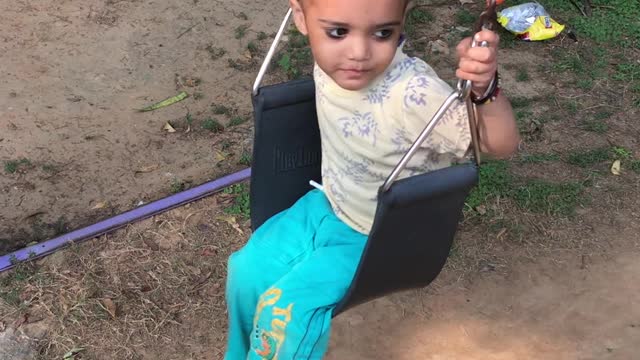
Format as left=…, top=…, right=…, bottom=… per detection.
left=225, top=189, right=349, bottom=360
left=247, top=212, right=366, bottom=360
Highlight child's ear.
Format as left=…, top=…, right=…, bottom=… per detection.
left=290, top=0, right=309, bottom=35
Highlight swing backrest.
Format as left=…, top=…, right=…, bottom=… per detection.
left=250, top=78, right=479, bottom=315
left=250, top=78, right=321, bottom=229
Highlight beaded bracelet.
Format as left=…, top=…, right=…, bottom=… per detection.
left=471, top=70, right=500, bottom=105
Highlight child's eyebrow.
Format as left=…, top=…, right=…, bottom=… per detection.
left=318, top=19, right=402, bottom=28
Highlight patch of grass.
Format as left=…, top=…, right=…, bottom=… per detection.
left=515, top=110, right=544, bottom=141
left=562, top=99, right=579, bottom=115
left=510, top=96, right=534, bottom=109
left=466, top=160, right=512, bottom=209
left=4, top=158, right=31, bottom=174
left=234, top=24, right=249, bottom=39
left=277, top=29, right=312, bottom=79
left=466, top=159, right=587, bottom=216
left=519, top=153, right=560, bottom=164
left=566, top=147, right=611, bottom=168
left=612, top=146, right=632, bottom=160
left=576, top=78, right=593, bottom=90
left=42, top=164, right=58, bottom=173
left=224, top=183, right=250, bottom=218
left=0, top=256, right=39, bottom=308
left=498, top=27, right=518, bottom=49
left=554, top=0, right=640, bottom=48
left=170, top=178, right=185, bottom=194
left=552, top=51, right=585, bottom=75
left=247, top=41, right=259, bottom=56
left=581, top=119, right=608, bottom=134
left=630, top=160, right=640, bottom=174
left=0, top=287, right=21, bottom=307
left=52, top=216, right=68, bottom=236
left=288, top=28, right=309, bottom=48
left=212, top=104, right=232, bottom=115
left=456, top=8, right=475, bottom=27
left=202, top=118, right=224, bottom=133
left=613, top=62, right=640, bottom=82
left=257, top=31, right=268, bottom=41
left=238, top=152, right=252, bottom=166
left=594, top=111, right=612, bottom=121
left=405, top=8, right=434, bottom=37
left=512, top=180, right=584, bottom=216
left=580, top=110, right=610, bottom=133
left=229, top=116, right=247, bottom=127
left=185, top=113, right=194, bottom=126
left=206, top=45, right=226, bottom=60
left=516, top=67, right=530, bottom=82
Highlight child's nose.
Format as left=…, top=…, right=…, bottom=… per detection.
left=347, top=37, right=371, bottom=62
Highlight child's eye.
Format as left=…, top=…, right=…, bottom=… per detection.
left=327, top=28, right=348, bottom=39
left=374, top=29, right=394, bottom=39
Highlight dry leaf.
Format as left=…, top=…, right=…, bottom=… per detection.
left=102, top=298, right=117, bottom=319
left=476, top=205, right=487, bottom=215
left=215, top=215, right=244, bottom=235
left=214, top=150, right=227, bottom=163
left=91, top=201, right=107, bottom=210
left=63, top=348, right=85, bottom=360
left=611, top=160, right=621, bottom=176
left=163, top=122, right=176, bottom=133
left=136, top=164, right=159, bottom=174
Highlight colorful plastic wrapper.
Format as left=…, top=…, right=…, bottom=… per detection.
left=497, top=2, right=565, bottom=41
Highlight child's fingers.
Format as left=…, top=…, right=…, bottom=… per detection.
left=458, top=58, right=496, bottom=76
left=457, top=30, right=499, bottom=58
left=473, top=29, right=499, bottom=48
left=455, top=69, right=493, bottom=89
left=466, top=46, right=497, bottom=64
left=456, top=37, right=473, bottom=57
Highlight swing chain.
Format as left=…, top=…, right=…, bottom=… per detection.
left=381, top=0, right=498, bottom=192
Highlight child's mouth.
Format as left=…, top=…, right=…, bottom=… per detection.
left=340, top=68, right=369, bottom=78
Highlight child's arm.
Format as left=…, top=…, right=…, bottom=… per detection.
left=456, top=30, right=520, bottom=159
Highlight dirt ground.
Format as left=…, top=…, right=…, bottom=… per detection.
left=1, top=0, right=640, bottom=359
left=0, top=0, right=272, bottom=252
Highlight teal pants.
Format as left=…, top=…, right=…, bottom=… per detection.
left=224, top=189, right=367, bottom=359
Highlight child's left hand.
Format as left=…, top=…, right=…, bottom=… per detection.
left=455, top=29, right=499, bottom=96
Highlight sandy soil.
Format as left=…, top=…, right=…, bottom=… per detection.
left=0, top=0, right=283, bottom=252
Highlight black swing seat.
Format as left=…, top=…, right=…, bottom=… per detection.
left=250, top=78, right=478, bottom=316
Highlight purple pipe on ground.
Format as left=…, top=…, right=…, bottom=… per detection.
left=0, top=168, right=251, bottom=273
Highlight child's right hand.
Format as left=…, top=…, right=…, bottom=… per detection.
left=454, top=29, right=499, bottom=98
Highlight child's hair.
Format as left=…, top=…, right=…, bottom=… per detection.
left=299, top=0, right=413, bottom=10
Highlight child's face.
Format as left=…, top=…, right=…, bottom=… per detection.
left=291, top=0, right=406, bottom=91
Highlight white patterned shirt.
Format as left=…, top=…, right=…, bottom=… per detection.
left=314, top=45, right=472, bottom=234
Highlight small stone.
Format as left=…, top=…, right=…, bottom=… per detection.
left=429, top=40, right=450, bottom=55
